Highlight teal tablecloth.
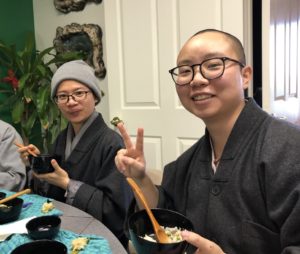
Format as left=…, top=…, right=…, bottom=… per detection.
left=1, top=230, right=112, bottom=254
left=0, top=189, right=63, bottom=219
left=0, top=190, right=112, bottom=253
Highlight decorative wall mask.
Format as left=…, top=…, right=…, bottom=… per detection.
left=54, top=0, right=102, bottom=14
left=53, top=23, right=106, bottom=79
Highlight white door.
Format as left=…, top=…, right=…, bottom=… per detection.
left=104, top=0, right=250, bottom=171
left=262, top=0, right=300, bottom=125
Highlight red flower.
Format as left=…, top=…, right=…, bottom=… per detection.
left=1, top=69, right=19, bottom=89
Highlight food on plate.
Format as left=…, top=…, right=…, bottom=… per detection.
left=71, top=237, right=89, bottom=251
left=41, top=199, right=55, bottom=213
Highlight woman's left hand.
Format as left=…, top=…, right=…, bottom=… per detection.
left=32, top=159, right=70, bottom=190
left=181, top=230, right=225, bottom=254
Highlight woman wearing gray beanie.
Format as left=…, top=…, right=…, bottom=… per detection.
left=19, top=60, right=133, bottom=248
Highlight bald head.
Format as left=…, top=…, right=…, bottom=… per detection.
left=190, top=29, right=246, bottom=65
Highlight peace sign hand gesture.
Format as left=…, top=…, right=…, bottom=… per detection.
left=115, top=123, right=146, bottom=180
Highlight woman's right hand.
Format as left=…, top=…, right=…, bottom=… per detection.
left=181, top=231, right=225, bottom=254
left=17, top=144, right=40, bottom=165
left=116, top=123, right=160, bottom=209
left=115, top=123, right=146, bottom=180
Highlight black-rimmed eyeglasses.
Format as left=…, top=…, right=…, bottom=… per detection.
left=54, top=90, right=91, bottom=104
left=168, top=57, right=245, bottom=86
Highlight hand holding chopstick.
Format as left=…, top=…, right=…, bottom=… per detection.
left=14, top=141, right=38, bottom=157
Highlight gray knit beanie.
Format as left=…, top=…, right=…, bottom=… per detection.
left=51, top=60, right=101, bottom=104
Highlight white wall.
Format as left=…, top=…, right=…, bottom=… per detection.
left=32, top=0, right=110, bottom=123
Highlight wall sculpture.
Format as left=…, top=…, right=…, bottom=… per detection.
left=54, top=0, right=102, bottom=14
left=53, top=23, right=106, bottom=79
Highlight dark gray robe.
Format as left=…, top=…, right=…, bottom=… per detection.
left=158, top=99, right=300, bottom=254
left=42, top=114, right=133, bottom=247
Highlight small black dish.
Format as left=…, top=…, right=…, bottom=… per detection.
left=0, top=192, right=6, bottom=200
left=128, top=208, right=194, bottom=254
left=26, top=215, right=61, bottom=240
left=11, top=240, right=67, bottom=254
left=29, top=154, right=61, bottom=174
left=0, top=197, right=23, bottom=224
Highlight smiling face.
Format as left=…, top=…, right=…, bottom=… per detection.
left=175, top=31, right=252, bottom=124
left=56, top=80, right=97, bottom=132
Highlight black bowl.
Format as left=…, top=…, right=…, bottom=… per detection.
left=0, top=197, right=23, bottom=224
left=26, top=215, right=61, bottom=240
left=29, top=154, right=61, bottom=174
left=128, top=208, right=194, bottom=254
left=11, top=240, right=67, bottom=254
left=0, top=192, right=6, bottom=200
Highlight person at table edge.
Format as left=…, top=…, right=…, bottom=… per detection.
left=115, top=29, right=300, bottom=253
left=19, top=60, right=133, bottom=248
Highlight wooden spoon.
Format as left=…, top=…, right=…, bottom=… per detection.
left=126, top=177, right=170, bottom=243
left=0, top=188, right=31, bottom=205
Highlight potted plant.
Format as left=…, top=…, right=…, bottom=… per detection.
left=0, top=33, right=83, bottom=152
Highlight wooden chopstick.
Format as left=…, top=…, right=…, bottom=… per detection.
left=0, top=188, right=31, bottom=205
left=13, top=141, right=38, bottom=157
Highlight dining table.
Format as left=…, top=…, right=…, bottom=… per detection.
left=0, top=189, right=127, bottom=254
left=53, top=199, right=127, bottom=253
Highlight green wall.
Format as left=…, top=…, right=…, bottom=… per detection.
left=0, top=0, right=34, bottom=123
left=0, top=0, right=34, bottom=47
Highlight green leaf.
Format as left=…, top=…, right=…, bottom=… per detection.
left=12, top=100, right=24, bottom=123
left=23, top=86, right=34, bottom=101
left=40, top=117, right=49, bottom=131
left=36, top=86, right=50, bottom=113
left=35, top=46, right=54, bottom=65
left=18, top=73, right=31, bottom=90
left=22, top=110, right=37, bottom=138
left=36, top=64, right=47, bottom=77
left=0, top=43, right=14, bottom=64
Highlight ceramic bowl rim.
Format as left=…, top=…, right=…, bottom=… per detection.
left=11, top=239, right=67, bottom=254
left=128, top=208, right=194, bottom=245
left=26, top=215, right=61, bottom=239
